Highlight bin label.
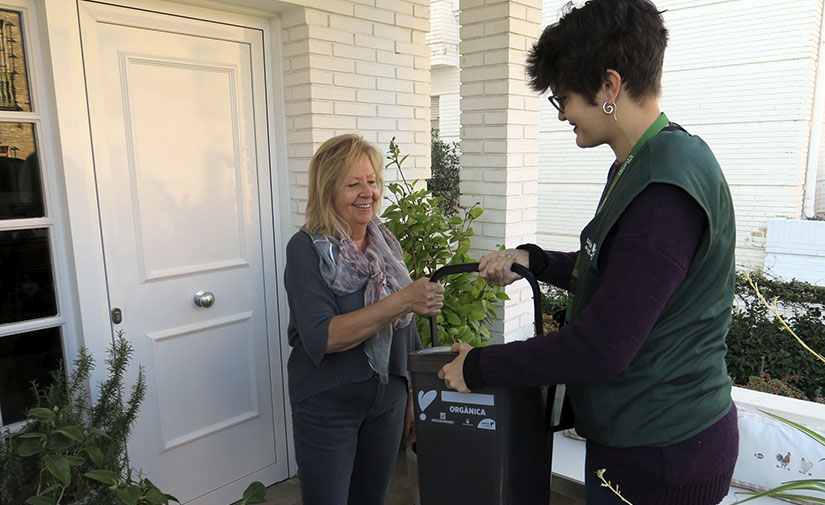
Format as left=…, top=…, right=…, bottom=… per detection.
left=477, top=418, right=496, bottom=430
left=416, top=388, right=497, bottom=431
left=441, top=391, right=494, bottom=406
left=418, top=390, right=437, bottom=412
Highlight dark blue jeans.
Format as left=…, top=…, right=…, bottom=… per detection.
left=291, top=374, right=407, bottom=505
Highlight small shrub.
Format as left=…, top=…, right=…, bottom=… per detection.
left=381, top=138, right=508, bottom=347
left=428, top=129, right=460, bottom=216
left=540, top=284, right=570, bottom=332
left=738, top=372, right=809, bottom=401
left=0, top=332, right=179, bottom=505
left=726, top=271, right=825, bottom=400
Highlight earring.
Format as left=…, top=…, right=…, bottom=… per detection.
left=602, top=100, right=618, bottom=121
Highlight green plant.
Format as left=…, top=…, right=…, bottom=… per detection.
left=727, top=270, right=825, bottom=400
left=239, top=481, right=266, bottom=504
left=428, top=129, right=461, bottom=216
left=0, top=332, right=178, bottom=505
left=381, top=137, right=508, bottom=347
left=740, top=372, right=810, bottom=401
left=732, top=272, right=825, bottom=504
left=540, top=284, right=570, bottom=332
left=595, top=469, right=633, bottom=504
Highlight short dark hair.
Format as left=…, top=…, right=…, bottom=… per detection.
left=526, top=0, right=668, bottom=103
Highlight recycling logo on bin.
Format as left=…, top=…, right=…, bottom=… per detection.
left=417, top=389, right=497, bottom=431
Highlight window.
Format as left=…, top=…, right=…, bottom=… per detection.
left=0, top=4, right=69, bottom=427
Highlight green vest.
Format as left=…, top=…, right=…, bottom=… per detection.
left=567, top=125, right=735, bottom=447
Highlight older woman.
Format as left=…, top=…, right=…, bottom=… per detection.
left=438, top=1, right=738, bottom=504
left=285, top=134, right=443, bottom=505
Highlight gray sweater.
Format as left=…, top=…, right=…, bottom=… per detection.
left=284, top=230, right=421, bottom=404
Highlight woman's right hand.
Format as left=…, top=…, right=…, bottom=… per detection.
left=404, top=277, right=444, bottom=317
left=478, top=248, right=529, bottom=286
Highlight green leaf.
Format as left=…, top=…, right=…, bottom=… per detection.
left=18, top=438, right=42, bottom=457
left=771, top=494, right=825, bottom=504
left=85, top=445, right=105, bottom=466
left=759, top=409, right=825, bottom=446
left=25, top=496, right=56, bottom=505
left=468, top=207, right=484, bottom=220
left=40, top=484, right=62, bottom=495
left=143, top=487, right=170, bottom=504
left=241, top=481, right=267, bottom=504
left=116, top=484, right=141, bottom=505
left=19, top=432, right=46, bottom=439
left=27, top=407, right=56, bottom=420
left=84, top=469, right=120, bottom=486
left=55, top=425, right=83, bottom=442
left=86, top=426, right=110, bottom=439
left=65, top=455, right=85, bottom=466
left=46, top=434, right=73, bottom=451
left=45, top=454, right=71, bottom=486
left=732, top=479, right=825, bottom=504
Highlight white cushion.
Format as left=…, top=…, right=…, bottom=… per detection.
left=731, top=405, right=825, bottom=505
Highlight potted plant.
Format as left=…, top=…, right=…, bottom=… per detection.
left=0, top=332, right=177, bottom=505
left=380, top=138, right=508, bottom=505
left=0, top=331, right=270, bottom=505
left=381, top=137, right=507, bottom=348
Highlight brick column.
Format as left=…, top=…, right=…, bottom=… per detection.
left=459, top=0, right=541, bottom=342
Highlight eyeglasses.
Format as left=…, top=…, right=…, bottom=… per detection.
left=548, top=94, right=567, bottom=113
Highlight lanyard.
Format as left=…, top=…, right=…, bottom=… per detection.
left=595, top=112, right=670, bottom=215
left=564, top=113, right=670, bottom=322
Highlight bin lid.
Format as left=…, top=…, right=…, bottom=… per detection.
left=408, top=346, right=457, bottom=373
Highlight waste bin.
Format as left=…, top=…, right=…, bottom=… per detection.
left=408, top=263, right=573, bottom=505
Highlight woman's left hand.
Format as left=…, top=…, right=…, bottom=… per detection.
left=402, top=390, right=415, bottom=444
left=437, top=343, right=473, bottom=392
left=478, top=248, right=529, bottom=286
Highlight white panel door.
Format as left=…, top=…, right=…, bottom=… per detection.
left=79, top=3, right=287, bottom=503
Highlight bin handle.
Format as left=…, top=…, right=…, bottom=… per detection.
left=428, top=262, right=542, bottom=347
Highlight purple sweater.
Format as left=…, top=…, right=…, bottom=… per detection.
left=463, top=182, right=738, bottom=505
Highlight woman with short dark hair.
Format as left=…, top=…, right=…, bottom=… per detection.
left=439, top=1, right=739, bottom=504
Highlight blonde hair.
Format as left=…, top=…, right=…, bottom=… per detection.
left=305, top=134, right=384, bottom=237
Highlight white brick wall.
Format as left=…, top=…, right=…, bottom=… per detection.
left=428, top=0, right=461, bottom=143
left=460, top=0, right=542, bottom=343
left=281, top=2, right=431, bottom=230
left=537, top=0, right=823, bottom=269
left=427, top=0, right=460, bottom=67
left=431, top=67, right=460, bottom=142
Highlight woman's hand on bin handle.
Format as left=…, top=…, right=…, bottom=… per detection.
left=478, top=248, right=529, bottom=286
left=437, top=343, right=473, bottom=393
left=404, top=277, right=444, bottom=317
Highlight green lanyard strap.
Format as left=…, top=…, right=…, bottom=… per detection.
left=564, top=113, right=670, bottom=323
left=596, top=113, right=670, bottom=215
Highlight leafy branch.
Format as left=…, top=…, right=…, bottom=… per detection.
left=381, top=137, right=508, bottom=347
left=595, top=469, right=634, bottom=505
left=744, top=271, right=825, bottom=365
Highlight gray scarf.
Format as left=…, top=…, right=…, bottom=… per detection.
left=305, top=217, right=413, bottom=383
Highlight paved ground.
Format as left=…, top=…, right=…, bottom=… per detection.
left=234, top=447, right=584, bottom=505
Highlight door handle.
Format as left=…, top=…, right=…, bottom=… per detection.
left=193, top=290, right=215, bottom=308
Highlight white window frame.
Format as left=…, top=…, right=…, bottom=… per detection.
left=0, top=0, right=81, bottom=429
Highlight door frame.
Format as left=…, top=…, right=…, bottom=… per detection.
left=42, top=0, right=297, bottom=484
